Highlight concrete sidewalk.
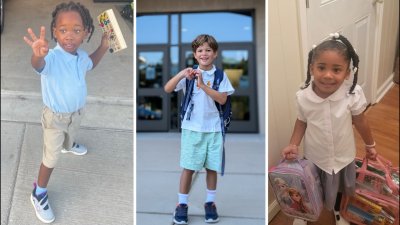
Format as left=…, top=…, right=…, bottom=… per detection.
left=1, top=87, right=133, bottom=225
left=136, top=133, right=266, bottom=225
left=1, top=120, right=133, bottom=225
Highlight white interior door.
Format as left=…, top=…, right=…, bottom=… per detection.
left=305, top=0, right=377, bottom=104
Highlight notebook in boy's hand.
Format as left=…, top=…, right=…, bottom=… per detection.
left=97, top=9, right=127, bottom=53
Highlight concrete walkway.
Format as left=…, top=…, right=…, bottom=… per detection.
left=136, top=133, right=266, bottom=225
left=1, top=120, right=133, bottom=225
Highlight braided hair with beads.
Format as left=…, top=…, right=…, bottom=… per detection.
left=50, top=1, right=95, bottom=43
left=302, top=33, right=360, bottom=94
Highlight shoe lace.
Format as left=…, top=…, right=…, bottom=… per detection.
left=205, top=203, right=217, bottom=217
left=175, top=204, right=188, bottom=218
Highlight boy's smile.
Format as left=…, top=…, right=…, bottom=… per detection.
left=194, top=43, right=217, bottom=71
left=53, top=11, right=88, bottom=54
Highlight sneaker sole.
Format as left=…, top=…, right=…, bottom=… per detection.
left=205, top=218, right=219, bottom=223
left=61, top=149, right=87, bottom=155
left=172, top=220, right=188, bottom=225
left=30, top=194, right=55, bottom=223
left=172, top=211, right=188, bottom=225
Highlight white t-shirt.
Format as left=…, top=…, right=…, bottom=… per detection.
left=296, top=81, right=367, bottom=174
left=175, top=65, right=235, bottom=132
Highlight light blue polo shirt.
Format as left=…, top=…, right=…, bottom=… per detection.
left=36, top=43, right=93, bottom=113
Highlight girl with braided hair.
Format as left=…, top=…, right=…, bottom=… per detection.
left=23, top=1, right=109, bottom=223
left=281, top=33, right=377, bottom=225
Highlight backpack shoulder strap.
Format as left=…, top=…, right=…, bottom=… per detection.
left=212, top=68, right=224, bottom=91
left=212, top=68, right=228, bottom=176
left=179, top=65, right=198, bottom=123
left=212, top=68, right=225, bottom=113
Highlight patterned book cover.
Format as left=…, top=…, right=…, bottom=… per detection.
left=97, top=9, right=127, bottom=53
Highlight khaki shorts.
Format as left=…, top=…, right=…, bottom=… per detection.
left=41, top=106, right=84, bottom=168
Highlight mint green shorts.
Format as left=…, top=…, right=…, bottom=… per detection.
left=180, top=129, right=223, bottom=172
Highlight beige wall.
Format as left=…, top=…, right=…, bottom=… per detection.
left=137, top=0, right=266, bottom=134
left=376, top=0, right=399, bottom=97
left=268, top=0, right=304, bottom=210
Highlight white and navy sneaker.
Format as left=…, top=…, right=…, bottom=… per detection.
left=334, top=210, right=350, bottom=225
left=173, top=203, right=188, bottom=224
left=30, top=183, right=55, bottom=223
left=204, top=202, right=219, bottom=223
left=61, top=142, right=87, bottom=155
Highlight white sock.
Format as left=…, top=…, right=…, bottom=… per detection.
left=205, top=189, right=217, bottom=203
left=178, top=193, right=189, bottom=205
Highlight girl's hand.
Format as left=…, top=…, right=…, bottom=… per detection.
left=282, top=144, right=299, bottom=160
left=23, top=26, right=49, bottom=58
left=365, top=147, right=377, bottom=160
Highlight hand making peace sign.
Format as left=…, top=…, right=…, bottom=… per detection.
left=23, top=26, right=49, bottom=58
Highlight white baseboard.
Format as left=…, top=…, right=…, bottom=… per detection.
left=268, top=200, right=281, bottom=222
left=375, top=73, right=395, bottom=104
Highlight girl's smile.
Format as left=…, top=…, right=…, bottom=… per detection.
left=310, top=50, right=350, bottom=98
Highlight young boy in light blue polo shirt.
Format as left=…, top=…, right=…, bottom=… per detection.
left=164, top=34, right=234, bottom=224
left=23, top=2, right=109, bottom=223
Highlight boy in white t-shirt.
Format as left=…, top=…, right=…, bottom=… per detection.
left=164, top=34, right=234, bottom=224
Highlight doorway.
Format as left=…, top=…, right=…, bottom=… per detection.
left=302, top=0, right=377, bottom=104
left=137, top=11, right=259, bottom=132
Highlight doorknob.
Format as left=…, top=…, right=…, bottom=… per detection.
left=372, top=0, right=383, bottom=5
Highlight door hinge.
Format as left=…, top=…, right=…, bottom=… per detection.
left=306, top=0, right=310, bottom=8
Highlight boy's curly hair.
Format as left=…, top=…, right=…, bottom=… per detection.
left=50, top=1, right=95, bottom=42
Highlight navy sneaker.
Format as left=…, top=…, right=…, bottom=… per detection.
left=173, top=203, right=188, bottom=224
left=30, top=183, right=55, bottom=223
left=204, top=202, right=219, bottom=223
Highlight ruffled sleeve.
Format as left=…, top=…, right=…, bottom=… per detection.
left=349, top=85, right=367, bottom=115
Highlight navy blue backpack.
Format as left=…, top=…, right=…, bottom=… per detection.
left=180, top=65, right=232, bottom=175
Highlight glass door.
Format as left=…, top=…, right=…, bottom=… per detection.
left=180, top=43, right=258, bottom=132
left=137, top=11, right=257, bottom=132
left=137, top=46, right=169, bottom=131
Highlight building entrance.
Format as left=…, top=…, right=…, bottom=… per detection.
left=137, top=11, right=258, bottom=132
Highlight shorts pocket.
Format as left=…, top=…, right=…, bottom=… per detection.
left=41, top=107, right=55, bottom=129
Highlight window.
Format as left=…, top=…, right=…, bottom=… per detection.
left=137, top=15, right=168, bottom=44
left=137, top=11, right=258, bottom=132
left=181, top=12, right=253, bottom=43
